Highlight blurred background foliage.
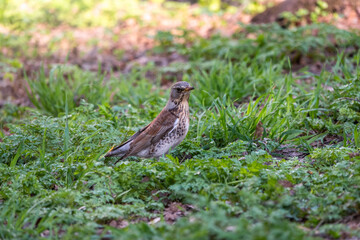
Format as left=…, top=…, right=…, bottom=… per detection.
left=0, top=0, right=267, bottom=29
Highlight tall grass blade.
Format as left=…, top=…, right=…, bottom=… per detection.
left=40, top=128, right=47, bottom=169
left=354, top=125, right=359, bottom=148
left=64, top=93, right=71, bottom=187
left=10, top=142, right=23, bottom=167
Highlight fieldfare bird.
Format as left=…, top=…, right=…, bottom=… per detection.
left=105, top=81, right=194, bottom=163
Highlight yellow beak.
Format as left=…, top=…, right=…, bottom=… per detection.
left=185, top=87, right=195, bottom=91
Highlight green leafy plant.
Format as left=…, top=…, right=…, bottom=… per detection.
left=26, top=65, right=110, bottom=116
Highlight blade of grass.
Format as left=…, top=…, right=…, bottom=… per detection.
left=10, top=142, right=23, bottom=167
left=64, top=93, right=71, bottom=187
left=39, top=128, right=47, bottom=169
left=354, top=125, right=359, bottom=148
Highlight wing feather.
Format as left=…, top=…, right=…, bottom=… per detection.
left=105, top=123, right=151, bottom=157
left=128, top=110, right=178, bottom=156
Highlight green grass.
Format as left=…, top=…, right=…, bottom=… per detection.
left=1, top=22, right=360, bottom=239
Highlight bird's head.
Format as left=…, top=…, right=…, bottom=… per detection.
left=167, top=81, right=194, bottom=109
left=170, top=81, right=194, bottom=102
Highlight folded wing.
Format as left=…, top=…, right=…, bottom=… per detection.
left=105, top=109, right=178, bottom=160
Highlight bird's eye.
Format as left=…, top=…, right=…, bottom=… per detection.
left=177, top=88, right=182, bottom=93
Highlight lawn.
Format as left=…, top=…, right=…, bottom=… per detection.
left=0, top=1, right=360, bottom=239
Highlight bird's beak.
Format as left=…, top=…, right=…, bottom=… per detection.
left=185, top=87, right=195, bottom=91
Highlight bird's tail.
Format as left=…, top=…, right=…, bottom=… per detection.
left=104, top=141, right=131, bottom=159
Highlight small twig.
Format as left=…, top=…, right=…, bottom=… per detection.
left=314, top=219, right=324, bottom=231
left=107, top=176, right=115, bottom=200
left=335, top=212, right=358, bottom=224
left=338, top=97, right=360, bottom=103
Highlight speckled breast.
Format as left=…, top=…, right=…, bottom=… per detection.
left=151, top=115, right=189, bottom=157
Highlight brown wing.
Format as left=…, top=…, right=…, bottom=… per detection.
left=107, top=122, right=151, bottom=154
left=128, top=109, right=178, bottom=156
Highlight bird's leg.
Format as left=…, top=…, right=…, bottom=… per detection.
left=165, top=147, right=172, bottom=157
left=155, top=153, right=166, bottom=161
left=161, top=152, right=169, bottom=160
